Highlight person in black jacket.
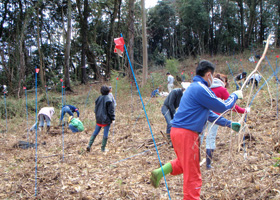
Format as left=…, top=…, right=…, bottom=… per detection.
left=234, top=71, right=247, bottom=90
left=86, top=85, right=115, bottom=152
left=161, top=87, right=185, bottom=144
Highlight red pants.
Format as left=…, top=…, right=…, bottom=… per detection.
left=170, top=127, right=202, bottom=200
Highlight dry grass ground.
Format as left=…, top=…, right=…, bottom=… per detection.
left=0, top=52, right=280, bottom=199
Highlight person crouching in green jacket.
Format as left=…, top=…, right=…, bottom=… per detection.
left=68, top=116, right=84, bottom=133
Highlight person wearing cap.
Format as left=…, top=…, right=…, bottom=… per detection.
left=86, top=85, right=115, bottom=152
left=166, top=72, right=174, bottom=93
left=68, top=116, right=84, bottom=133
left=161, top=85, right=187, bottom=145
left=150, top=60, right=243, bottom=199
left=59, top=105, right=80, bottom=125
left=108, top=86, right=117, bottom=107
left=234, top=71, right=247, bottom=90
left=30, top=107, right=55, bottom=133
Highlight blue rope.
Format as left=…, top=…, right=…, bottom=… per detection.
left=35, top=67, right=38, bottom=196
left=266, top=56, right=280, bottom=84
left=226, top=62, right=239, bottom=89
left=64, top=86, right=66, bottom=105
left=24, top=88, right=29, bottom=143
left=4, top=92, right=7, bottom=133
left=261, top=64, right=266, bottom=72
left=111, top=142, right=167, bottom=165
left=121, top=33, right=171, bottom=199
left=61, top=81, right=64, bottom=162
left=249, top=67, right=280, bottom=107
left=133, top=96, right=152, bottom=127
left=112, top=78, right=118, bottom=142
left=45, top=85, right=49, bottom=106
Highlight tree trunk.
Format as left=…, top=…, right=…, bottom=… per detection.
left=17, top=15, right=28, bottom=98
left=244, top=0, right=257, bottom=48
left=36, top=3, right=45, bottom=88
left=127, top=0, right=135, bottom=80
left=237, top=0, right=244, bottom=52
left=64, top=0, right=72, bottom=91
left=77, top=0, right=89, bottom=84
left=106, top=0, right=120, bottom=80
left=259, top=0, right=264, bottom=44
left=141, top=0, right=148, bottom=87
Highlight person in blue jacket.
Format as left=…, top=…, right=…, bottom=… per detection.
left=59, top=105, right=80, bottom=125
left=150, top=60, right=243, bottom=199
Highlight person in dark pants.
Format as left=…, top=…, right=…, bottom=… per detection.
left=86, top=85, right=115, bottom=152
left=234, top=71, right=247, bottom=90
left=68, top=116, right=84, bottom=133
left=247, top=73, right=262, bottom=88
left=161, top=87, right=185, bottom=144
left=59, top=105, right=80, bottom=125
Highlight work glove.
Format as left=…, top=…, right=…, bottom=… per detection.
left=112, top=120, right=115, bottom=124
left=245, top=107, right=250, bottom=113
left=231, top=122, right=241, bottom=132
left=233, top=90, right=243, bottom=99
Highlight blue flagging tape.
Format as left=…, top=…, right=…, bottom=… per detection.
left=61, top=81, right=65, bottom=162
left=111, top=142, right=167, bottom=165
left=35, top=67, right=38, bottom=196
left=4, top=92, right=7, bottom=133
left=45, top=86, right=49, bottom=106
left=25, top=88, right=29, bottom=143
left=121, top=33, right=171, bottom=199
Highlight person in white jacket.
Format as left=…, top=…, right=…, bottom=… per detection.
left=30, top=107, right=55, bottom=132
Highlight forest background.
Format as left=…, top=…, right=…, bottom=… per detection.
left=1, top=0, right=280, bottom=97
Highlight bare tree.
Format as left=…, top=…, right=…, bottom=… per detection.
left=36, top=3, right=45, bottom=88
left=64, top=0, right=72, bottom=91
left=141, top=0, right=148, bottom=87
left=127, top=0, right=135, bottom=80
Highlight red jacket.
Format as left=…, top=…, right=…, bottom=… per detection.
left=211, top=78, right=245, bottom=115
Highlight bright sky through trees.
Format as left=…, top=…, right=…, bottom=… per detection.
left=145, top=0, right=158, bottom=8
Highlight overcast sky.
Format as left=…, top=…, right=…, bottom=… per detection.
left=145, top=0, right=158, bottom=8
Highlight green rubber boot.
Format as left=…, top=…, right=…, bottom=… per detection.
left=87, top=134, right=97, bottom=152
left=101, top=137, right=108, bottom=152
left=150, top=162, right=172, bottom=188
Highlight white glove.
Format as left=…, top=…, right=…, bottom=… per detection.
left=245, top=107, right=250, bottom=113
left=112, top=120, right=115, bottom=124
left=233, top=90, right=243, bottom=99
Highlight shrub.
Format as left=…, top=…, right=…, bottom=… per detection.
left=165, top=59, right=179, bottom=76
